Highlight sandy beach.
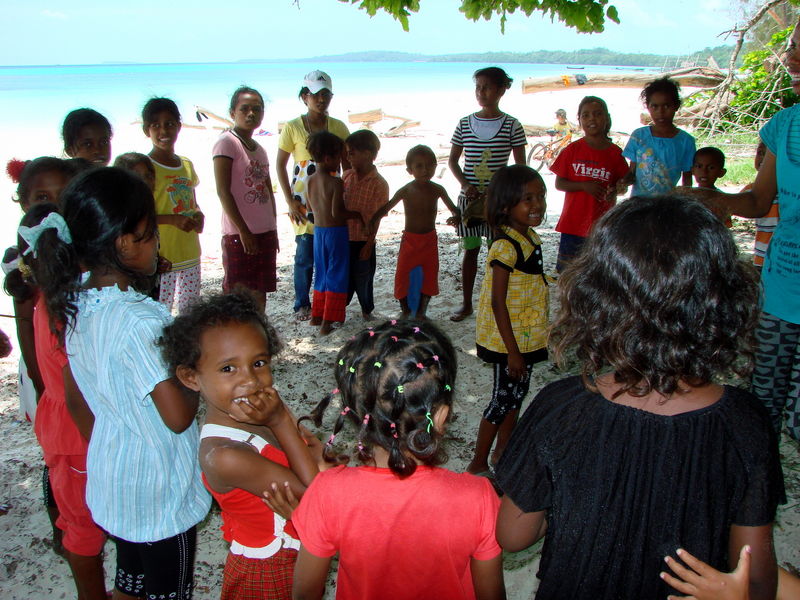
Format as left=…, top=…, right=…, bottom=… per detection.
left=0, top=83, right=797, bottom=598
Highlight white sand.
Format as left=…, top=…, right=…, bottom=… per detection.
left=0, top=85, right=797, bottom=598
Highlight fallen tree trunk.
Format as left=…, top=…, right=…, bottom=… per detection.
left=522, top=67, right=726, bottom=94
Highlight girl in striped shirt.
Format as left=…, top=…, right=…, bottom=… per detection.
left=448, top=66, right=527, bottom=322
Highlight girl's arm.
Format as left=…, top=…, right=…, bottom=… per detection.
left=554, top=175, right=607, bottom=201
left=471, top=555, right=506, bottom=600
left=156, top=214, right=196, bottom=232
left=729, top=524, right=777, bottom=600
left=292, top=546, right=332, bottom=600
left=496, top=495, right=547, bottom=552
left=512, top=144, right=526, bottom=166
left=276, top=148, right=306, bottom=224
left=448, top=144, right=476, bottom=197
left=63, top=364, right=94, bottom=441
left=490, top=265, right=525, bottom=380
left=213, top=156, right=257, bottom=254
left=14, top=297, right=43, bottom=397
left=151, top=378, right=199, bottom=433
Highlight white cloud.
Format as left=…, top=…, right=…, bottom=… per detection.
left=41, top=9, right=67, bottom=19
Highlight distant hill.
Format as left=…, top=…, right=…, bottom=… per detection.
left=299, top=46, right=736, bottom=68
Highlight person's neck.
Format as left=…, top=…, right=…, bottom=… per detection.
left=371, top=445, right=425, bottom=469
left=305, top=111, right=327, bottom=129
left=594, top=373, right=723, bottom=415
left=232, top=126, right=254, bottom=140
left=476, top=106, right=502, bottom=119
left=583, top=133, right=610, bottom=149
left=85, top=267, right=133, bottom=291
left=148, top=147, right=178, bottom=166
left=355, top=163, right=376, bottom=178
left=650, top=123, right=678, bottom=138
left=508, top=222, right=532, bottom=240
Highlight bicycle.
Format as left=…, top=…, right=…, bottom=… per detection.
left=527, top=129, right=573, bottom=172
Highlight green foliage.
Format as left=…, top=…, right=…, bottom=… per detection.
left=338, top=0, right=618, bottom=33
left=730, top=26, right=799, bottom=125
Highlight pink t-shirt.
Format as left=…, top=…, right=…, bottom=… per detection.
left=292, top=465, right=500, bottom=600
left=212, top=131, right=277, bottom=235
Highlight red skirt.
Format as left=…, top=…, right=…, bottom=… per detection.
left=221, top=547, right=298, bottom=600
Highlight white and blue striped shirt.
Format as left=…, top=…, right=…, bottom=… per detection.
left=67, top=285, right=210, bottom=542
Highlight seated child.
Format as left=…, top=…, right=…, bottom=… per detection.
left=343, top=130, right=389, bottom=320
left=693, top=146, right=731, bottom=227
left=305, top=131, right=364, bottom=335
left=370, top=145, right=461, bottom=319
left=159, top=291, right=321, bottom=600
left=553, top=108, right=575, bottom=140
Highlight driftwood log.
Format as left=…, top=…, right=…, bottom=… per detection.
left=522, top=67, right=726, bottom=94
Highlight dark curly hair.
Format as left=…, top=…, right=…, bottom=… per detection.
left=550, top=195, right=760, bottom=397
left=302, top=320, right=457, bottom=478
left=486, top=165, right=545, bottom=233
left=158, top=290, right=282, bottom=377
left=306, top=130, right=344, bottom=163
left=640, top=76, right=682, bottom=108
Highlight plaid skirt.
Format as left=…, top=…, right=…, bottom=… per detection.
left=221, top=547, right=298, bottom=600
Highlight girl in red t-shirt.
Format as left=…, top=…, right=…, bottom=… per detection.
left=162, top=292, right=322, bottom=600
left=550, top=96, right=629, bottom=272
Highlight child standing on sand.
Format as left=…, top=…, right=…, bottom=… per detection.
left=370, top=145, right=461, bottom=319
left=35, top=168, right=210, bottom=600
left=467, top=165, right=549, bottom=475
left=291, top=320, right=505, bottom=600
left=306, top=132, right=363, bottom=335
left=143, top=97, right=204, bottom=313
left=213, top=87, right=279, bottom=311
left=160, top=292, right=321, bottom=600
left=550, top=96, right=629, bottom=271
left=61, top=108, right=113, bottom=166
left=623, top=77, right=695, bottom=196
left=343, top=130, right=389, bottom=320
left=449, top=66, right=527, bottom=322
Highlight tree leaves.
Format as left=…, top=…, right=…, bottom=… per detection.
left=338, top=0, right=618, bottom=33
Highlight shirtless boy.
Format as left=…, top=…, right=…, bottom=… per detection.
left=306, top=131, right=364, bottom=334
left=370, top=145, right=461, bottom=318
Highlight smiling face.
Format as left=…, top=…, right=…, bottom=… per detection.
left=230, top=92, right=264, bottom=133
left=646, top=91, right=678, bottom=129
left=692, top=154, right=726, bottom=189
left=578, top=101, right=609, bottom=138
left=507, top=179, right=546, bottom=234
left=67, top=124, right=112, bottom=166
left=23, top=169, right=71, bottom=210
left=183, top=321, right=274, bottom=416
left=145, top=110, right=181, bottom=153
left=785, top=23, right=800, bottom=94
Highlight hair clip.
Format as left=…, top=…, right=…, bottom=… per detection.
left=340, top=407, right=350, bottom=416
left=325, top=433, right=336, bottom=447
left=391, top=336, right=398, bottom=342
left=374, top=361, right=382, bottom=368
left=413, top=327, right=420, bottom=334
left=425, top=411, right=434, bottom=433
left=390, top=422, right=398, bottom=439
left=432, top=355, right=439, bottom=362
left=390, top=319, right=397, bottom=325
left=18, top=213, right=73, bottom=257
left=368, top=330, right=375, bottom=337
left=349, top=366, right=355, bottom=373
left=332, top=388, right=339, bottom=395
left=357, top=441, right=365, bottom=452
left=416, top=362, right=425, bottom=370
left=397, top=385, right=404, bottom=393
left=338, top=359, right=344, bottom=365
left=362, top=414, right=371, bottom=426
left=444, top=384, right=452, bottom=392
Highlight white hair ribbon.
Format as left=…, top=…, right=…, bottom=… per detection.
left=18, top=212, right=72, bottom=257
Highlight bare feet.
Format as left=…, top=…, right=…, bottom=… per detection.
left=319, top=321, right=333, bottom=335
left=310, top=316, right=322, bottom=326
left=295, top=306, right=311, bottom=322
left=450, top=305, right=473, bottom=322
left=362, top=311, right=374, bottom=321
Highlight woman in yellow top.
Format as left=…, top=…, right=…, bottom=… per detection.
left=276, top=70, right=349, bottom=320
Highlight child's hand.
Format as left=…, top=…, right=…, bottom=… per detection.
left=358, top=240, right=374, bottom=261
left=0, top=329, right=12, bottom=358
left=462, top=184, right=479, bottom=199
left=156, top=255, right=172, bottom=274
left=238, top=230, right=259, bottom=255
left=192, top=211, right=205, bottom=233
left=172, top=214, right=197, bottom=232
left=661, top=545, right=751, bottom=600
left=446, top=210, right=462, bottom=227
left=286, top=198, right=307, bottom=224
left=263, top=481, right=300, bottom=521
left=506, top=351, right=526, bottom=381
left=227, top=387, right=286, bottom=427
left=583, top=181, right=608, bottom=201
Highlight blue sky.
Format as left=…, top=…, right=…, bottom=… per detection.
left=4, top=0, right=744, bottom=66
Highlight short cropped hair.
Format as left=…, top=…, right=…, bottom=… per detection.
left=405, top=144, right=436, bottom=169
left=346, top=129, right=380, bottom=156
left=306, top=131, right=344, bottom=163
left=694, top=146, right=725, bottom=168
